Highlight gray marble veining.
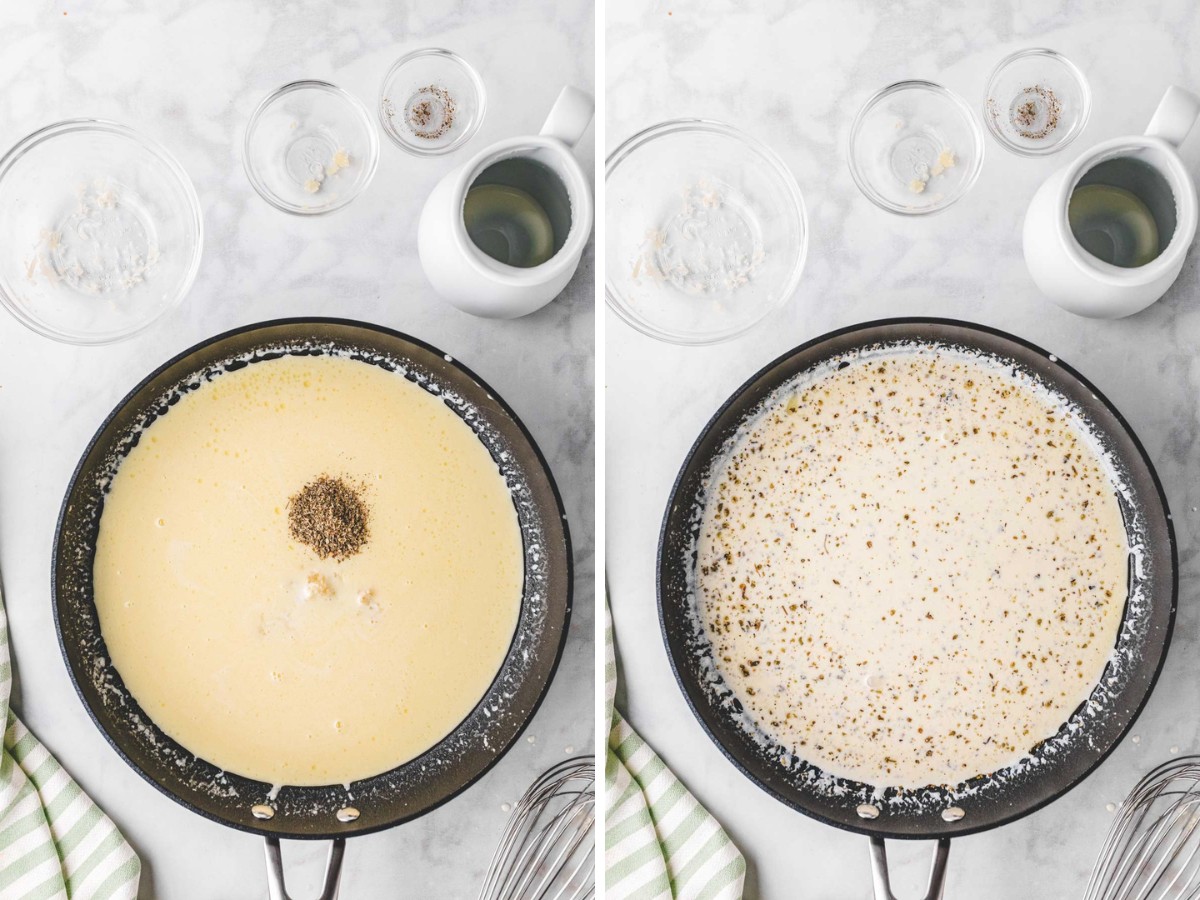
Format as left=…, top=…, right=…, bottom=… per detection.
left=0, top=1, right=594, bottom=897
left=607, top=0, right=1200, bottom=896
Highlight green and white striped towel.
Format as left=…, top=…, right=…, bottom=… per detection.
left=605, top=598, right=746, bottom=900
left=0, top=581, right=141, bottom=898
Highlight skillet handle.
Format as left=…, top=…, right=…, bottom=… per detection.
left=264, top=837, right=346, bottom=900
left=869, top=836, right=950, bottom=900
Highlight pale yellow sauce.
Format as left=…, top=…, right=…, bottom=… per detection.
left=93, top=355, right=523, bottom=786
left=697, top=349, right=1127, bottom=789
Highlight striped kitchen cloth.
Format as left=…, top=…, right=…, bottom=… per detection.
left=605, top=598, right=746, bottom=900
left=0, top=580, right=141, bottom=898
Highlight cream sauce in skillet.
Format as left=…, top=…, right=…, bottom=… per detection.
left=93, top=354, right=523, bottom=786
left=696, top=347, right=1127, bottom=789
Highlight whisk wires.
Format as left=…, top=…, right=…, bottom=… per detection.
left=1085, top=757, right=1200, bottom=900
left=478, top=756, right=596, bottom=900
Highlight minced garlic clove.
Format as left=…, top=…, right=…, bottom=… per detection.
left=326, top=148, right=351, bottom=177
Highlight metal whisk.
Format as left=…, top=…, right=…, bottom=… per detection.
left=478, top=756, right=596, bottom=900
left=1084, top=757, right=1200, bottom=900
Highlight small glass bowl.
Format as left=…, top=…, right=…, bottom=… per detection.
left=984, top=48, right=1091, bottom=156
left=0, top=119, right=203, bottom=345
left=244, top=81, right=379, bottom=215
left=606, top=119, right=808, bottom=345
left=848, top=80, right=984, bottom=215
left=379, top=49, right=486, bottom=156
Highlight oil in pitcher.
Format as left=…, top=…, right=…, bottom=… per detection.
left=1067, top=157, right=1176, bottom=268
left=463, top=157, right=570, bottom=269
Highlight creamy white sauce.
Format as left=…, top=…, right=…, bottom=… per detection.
left=93, top=355, right=523, bottom=787
left=696, top=347, right=1128, bottom=789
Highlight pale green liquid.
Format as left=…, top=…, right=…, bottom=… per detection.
left=1069, top=184, right=1161, bottom=268
left=464, top=184, right=556, bottom=268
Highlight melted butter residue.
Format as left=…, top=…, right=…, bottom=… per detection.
left=696, top=347, right=1128, bottom=789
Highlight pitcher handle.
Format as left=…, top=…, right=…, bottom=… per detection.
left=1145, top=85, right=1200, bottom=147
left=264, top=837, right=346, bottom=900
left=540, top=85, right=594, bottom=149
left=869, top=837, right=950, bottom=900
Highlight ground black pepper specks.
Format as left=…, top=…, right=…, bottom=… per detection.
left=287, top=474, right=370, bottom=561
left=696, top=347, right=1127, bottom=789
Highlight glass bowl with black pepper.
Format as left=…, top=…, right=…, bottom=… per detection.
left=605, top=119, right=809, bottom=345
left=984, top=48, right=1091, bottom=157
left=378, top=48, right=486, bottom=156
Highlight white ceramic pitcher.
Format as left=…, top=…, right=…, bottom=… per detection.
left=1023, top=85, right=1200, bottom=318
left=417, top=85, right=594, bottom=318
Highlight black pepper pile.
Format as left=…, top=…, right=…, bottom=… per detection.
left=287, top=475, right=370, bottom=561
left=408, top=84, right=455, bottom=139
left=1013, top=84, right=1062, bottom=140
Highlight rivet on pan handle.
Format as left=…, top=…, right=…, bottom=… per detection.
left=264, top=837, right=346, bottom=900
left=869, top=837, right=950, bottom=900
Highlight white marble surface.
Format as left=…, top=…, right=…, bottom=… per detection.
left=607, top=0, right=1200, bottom=896
left=0, top=1, right=593, bottom=897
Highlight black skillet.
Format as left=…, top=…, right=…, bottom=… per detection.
left=53, top=318, right=573, bottom=898
left=658, top=318, right=1176, bottom=898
